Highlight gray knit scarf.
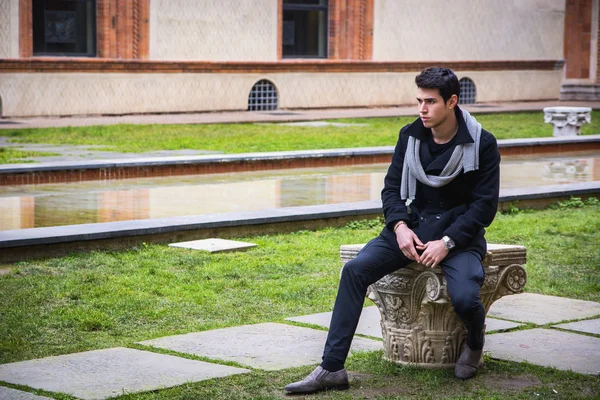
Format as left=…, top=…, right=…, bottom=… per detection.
left=400, top=109, right=481, bottom=200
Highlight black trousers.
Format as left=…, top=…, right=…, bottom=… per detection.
left=322, top=235, right=486, bottom=366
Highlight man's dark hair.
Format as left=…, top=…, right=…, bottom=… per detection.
left=415, top=67, right=460, bottom=104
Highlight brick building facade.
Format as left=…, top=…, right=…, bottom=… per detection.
left=0, top=0, right=584, bottom=118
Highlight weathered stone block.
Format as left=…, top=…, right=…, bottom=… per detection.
left=340, top=243, right=527, bottom=368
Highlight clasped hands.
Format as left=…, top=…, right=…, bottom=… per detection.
left=395, top=224, right=448, bottom=268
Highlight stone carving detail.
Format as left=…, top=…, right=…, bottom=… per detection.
left=425, top=275, right=441, bottom=300
left=543, top=107, right=592, bottom=136
left=362, top=245, right=527, bottom=368
left=404, top=326, right=434, bottom=364
left=374, top=275, right=412, bottom=292
left=441, top=328, right=466, bottom=365
left=505, top=264, right=527, bottom=292
left=482, top=271, right=499, bottom=292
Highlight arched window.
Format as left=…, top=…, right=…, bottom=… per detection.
left=248, top=80, right=278, bottom=111
left=459, top=77, right=476, bottom=104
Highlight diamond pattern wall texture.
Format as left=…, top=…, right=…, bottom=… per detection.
left=373, top=0, right=565, bottom=61
left=149, top=0, right=278, bottom=61
left=0, top=0, right=11, bottom=58
left=0, top=70, right=561, bottom=117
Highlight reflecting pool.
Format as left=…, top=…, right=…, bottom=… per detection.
left=1, top=152, right=599, bottom=230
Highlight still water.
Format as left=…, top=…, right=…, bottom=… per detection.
left=1, top=152, right=599, bottom=231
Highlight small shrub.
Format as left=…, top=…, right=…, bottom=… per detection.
left=345, top=218, right=384, bottom=230
left=502, top=202, right=521, bottom=215
left=557, top=197, right=586, bottom=209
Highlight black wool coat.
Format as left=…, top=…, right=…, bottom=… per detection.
left=380, top=107, right=501, bottom=259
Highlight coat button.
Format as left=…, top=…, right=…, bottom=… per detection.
left=427, top=199, right=432, bottom=204
left=439, top=201, right=445, bottom=208
left=420, top=216, right=426, bottom=221
left=435, top=214, right=442, bottom=220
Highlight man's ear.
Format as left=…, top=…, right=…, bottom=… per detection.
left=447, top=94, right=458, bottom=109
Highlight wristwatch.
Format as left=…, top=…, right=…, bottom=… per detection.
left=442, top=235, right=455, bottom=250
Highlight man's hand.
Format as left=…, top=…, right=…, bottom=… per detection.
left=417, top=240, right=449, bottom=268
left=395, top=224, right=424, bottom=263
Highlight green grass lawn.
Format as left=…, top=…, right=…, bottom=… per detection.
left=0, top=147, right=58, bottom=164
left=1, top=200, right=599, bottom=399
left=1, top=111, right=599, bottom=161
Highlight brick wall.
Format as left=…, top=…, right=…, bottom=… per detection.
left=328, top=0, right=373, bottom=60
left=564, top=0, right=593, bottom=80
left=597, top=0, right=600, bottom=83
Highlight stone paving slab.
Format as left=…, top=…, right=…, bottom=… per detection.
left=285, top=306, right=521, bottom=338
left=0, top=347, right=250, bottom=400
left=488, top=293, right=600, bottom=325
left=553, top=318, right=600, bottom=335
left=486, top=328, right=600, bottom=375
left=286, top=306, right=383, bottom=338
left=0, top=387, right=53, bottom=400
left=139, top=322, right=382, bottom=371
left=168, top=238, right=257, bottom=253
left=486, top=318, right=523, bottom=332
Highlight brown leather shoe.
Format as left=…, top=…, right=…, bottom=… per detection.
left=284, top=366, right=349, bottom=394
left=454, top=344, right=484, bottom=380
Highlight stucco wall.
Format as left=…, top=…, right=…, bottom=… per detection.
left=0, top=70, right=561, bottom=117
left=455, top=70, right=561, bottom=102
left=149, top=0, right=278, bottom=61
left=373, top=0, right=565, bottom=61
left=0, top=0, right=19, bottom=59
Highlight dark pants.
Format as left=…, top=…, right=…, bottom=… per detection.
left=322, top=235, right=486, bottom=366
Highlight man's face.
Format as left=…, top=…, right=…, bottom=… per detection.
left=416, top=87, right=455, bottom=130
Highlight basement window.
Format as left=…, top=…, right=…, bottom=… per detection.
left=459, top=77, right=477, bottom=104
left=248, top=80, right=279, bottom=111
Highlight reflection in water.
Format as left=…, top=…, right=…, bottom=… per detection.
left=1, top=153, right=599, bottom=230
left=543, top=160, right=589, bottom=182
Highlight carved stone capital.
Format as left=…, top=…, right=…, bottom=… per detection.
left=350, top=243, right=527, bottom=368
left=543, top=106, right=592, bottom=136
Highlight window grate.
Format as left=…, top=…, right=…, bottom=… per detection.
left=248, top=80, right=278, bottom=111
left=459, top=78, right=476, bottom=104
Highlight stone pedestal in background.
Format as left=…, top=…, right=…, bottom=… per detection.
left=543, top=107, right=592, bottom=136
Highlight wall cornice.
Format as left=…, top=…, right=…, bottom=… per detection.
left=0, top=59, right=565, bottom=73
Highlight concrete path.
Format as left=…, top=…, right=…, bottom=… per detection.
left=0, top=293, right=598, bottom=399
left=0, top=348, right=250, bottom=400
left=1, top=100, right=599, bottom=131
left=0, top=136, right=221, bottom=163
left=138, top=322, right=382, bottom=371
